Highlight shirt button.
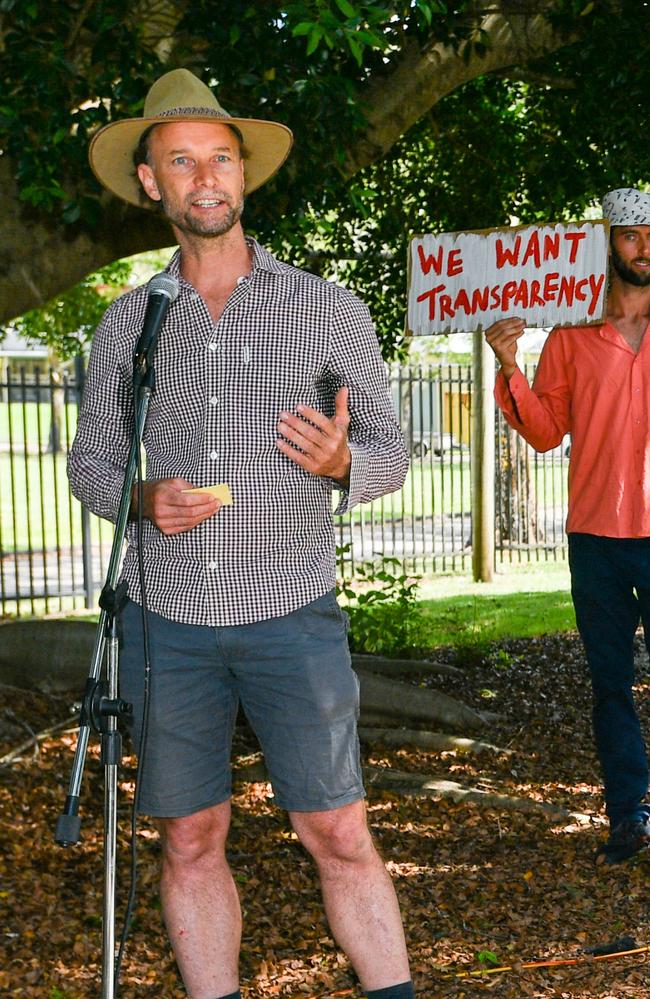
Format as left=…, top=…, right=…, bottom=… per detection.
left=207, top=561, right=217, bottom=571
left=635, top=387, right=641, bottom=393
left=208, top=342, right=218, bottom=351
left=210, top=450, right=218, bottom=460
left=210, top=396, right=218, bottom=406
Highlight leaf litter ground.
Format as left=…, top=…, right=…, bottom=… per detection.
left=1, top=630, right=650, bottom=998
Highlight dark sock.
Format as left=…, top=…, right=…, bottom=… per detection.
left=213, top=992, right=241, bottom=999
left=366, top=982, right=415, bottom=999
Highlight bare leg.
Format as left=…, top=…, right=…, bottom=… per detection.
left=290, top=800, right=411, bottom=991
left=157, top=801, right=240, bottom=999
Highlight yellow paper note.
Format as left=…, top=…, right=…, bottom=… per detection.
left=183, top=484, right=233, bottom=505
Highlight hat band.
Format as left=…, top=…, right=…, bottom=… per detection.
left=157, top=106, right=230, bottom=119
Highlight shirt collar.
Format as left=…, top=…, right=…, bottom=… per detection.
left=164, top=236, right=287, bottom=286
left=597, top=320, right=623, bottom=344
left=597, top=318, right=650, bottom=353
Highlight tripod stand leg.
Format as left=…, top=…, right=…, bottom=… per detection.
left=102, top=627, right=122, bottom=998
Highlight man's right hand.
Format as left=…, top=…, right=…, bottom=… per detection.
left=131, top=477, right=221, bottom=535
left=485, top=318, right=526, bottom=380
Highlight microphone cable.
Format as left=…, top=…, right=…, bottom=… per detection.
left=113, top=390, right=155, bottom=995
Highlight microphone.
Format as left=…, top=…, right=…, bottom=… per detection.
left=133, top=272, right=180, bottom=381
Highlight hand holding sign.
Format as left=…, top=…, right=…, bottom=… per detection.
left=484, top=318, right=526, bottom=381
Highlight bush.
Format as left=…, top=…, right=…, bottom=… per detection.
left=338, top=554, right=422, bottom=656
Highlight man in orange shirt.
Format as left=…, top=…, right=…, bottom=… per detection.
left=486, top=188, right=650, bottom=864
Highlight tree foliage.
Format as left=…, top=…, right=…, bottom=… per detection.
left=1, top=1, right=649, bottom=356
left=11, top=260, right=133, bottom=360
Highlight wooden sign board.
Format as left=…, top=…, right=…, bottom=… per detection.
left=407, top=220, right=609, bottom=335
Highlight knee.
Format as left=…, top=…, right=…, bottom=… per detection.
left=157, top=802, right=231, bottom=868
left=291, top=802, right=374, bottom=867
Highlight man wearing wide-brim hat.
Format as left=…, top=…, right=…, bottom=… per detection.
left=70, top=69, right=414, bottom=999
left=485, top=187, right=650, bottom=868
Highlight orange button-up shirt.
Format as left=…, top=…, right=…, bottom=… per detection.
left=494, top=321, right=650, bottom=537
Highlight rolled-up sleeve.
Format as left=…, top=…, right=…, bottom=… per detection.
left=328, top=290, right=409, bottom=512
left=494, top=329, right=571, bottom=453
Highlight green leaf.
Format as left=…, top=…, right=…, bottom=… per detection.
left=291, top=21, right=314, bottom=36
left=348, top=34, right=364, bottom=64
left=417, top=2, right=433, bottom=25
left=306, top=24, right=323, bottom=55
left=335, top=0, right=358, bottom=18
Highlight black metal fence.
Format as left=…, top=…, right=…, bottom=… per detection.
left=0, top=360, right=569, bottom=615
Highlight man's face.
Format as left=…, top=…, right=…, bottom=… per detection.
left=610, top=225, right=650, bottom=287
left=136, top=121, right=246, bottom=238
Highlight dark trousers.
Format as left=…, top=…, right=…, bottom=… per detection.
left=569, top=533, right=650, bottom=827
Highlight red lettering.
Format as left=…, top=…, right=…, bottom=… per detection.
left=574, top=278, right=588, bottom=302
left=557, top=275, right=576, bottom=308
left=529, top=279, right=544, bottom=307
left=471, top=287, right=489, bottom=312
left=417, top=244, right=444, bottom=276
left=513, top=280, right=529, bottom=309
left=490, top=286, right=502, bottom=309
left=495, top=236, right=521, bottom=269
left=416, top=284, right=446, bottom=321
left=453, top=288, right=472, bottom=315
left=543, top=232, right=561, bottom=261
left=564, top=231, right=586, bottom=264
left=447, top=248, right=464, bottom=276
left=521, top=230, right=541, bottom=268
left=439, top=294, right=454, bottom=320
left=502, top=280, right=519, bottom=311
left=588, top=273, right=606, bottom=316
left=543, top=271, right=559, bottom=301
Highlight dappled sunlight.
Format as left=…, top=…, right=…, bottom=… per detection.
left=4, top=627, right=650, bottom=996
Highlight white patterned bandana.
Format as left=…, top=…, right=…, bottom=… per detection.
left=602, top=188, right=650, bottom=225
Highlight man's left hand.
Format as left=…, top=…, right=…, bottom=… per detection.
left=276, top=386, right=351, bottom=488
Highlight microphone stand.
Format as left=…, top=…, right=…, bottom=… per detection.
left=55, top=346, right=158, bottom=999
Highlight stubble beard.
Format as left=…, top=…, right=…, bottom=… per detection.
left=162, top=192, right=244, bottom=240
left=610, top=244, right=650, bottom=288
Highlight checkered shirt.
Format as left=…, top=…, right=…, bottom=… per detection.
left=68, top=239, right=409, bottom=626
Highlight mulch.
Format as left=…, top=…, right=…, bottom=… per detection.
left=2, top=630, right=650, bottom=998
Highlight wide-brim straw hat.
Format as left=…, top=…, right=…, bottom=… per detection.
left=89, top=68, right=293, bottom=207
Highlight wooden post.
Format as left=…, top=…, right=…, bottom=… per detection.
left=471, top=327, right=495, bottom=582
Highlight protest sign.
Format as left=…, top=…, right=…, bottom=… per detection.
left=407, top=220, right=609, bottom=335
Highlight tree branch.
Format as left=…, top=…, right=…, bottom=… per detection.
left=494, top=66, right=576, bottom=88
left=344, top=5, right=580, bottom=177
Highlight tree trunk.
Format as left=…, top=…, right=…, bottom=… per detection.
left=352, top=653, right=464, bottom=680
left=0, top=158, right=173, bottom=325
left=354, top=667, right=488, bottom=733
left=358, top=727, right=511, bottom=755
left=496, top=423, right=543, bottom=547
left=232, top=758, right=569, bottom=817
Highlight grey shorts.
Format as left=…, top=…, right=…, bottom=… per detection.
left=118, top=591, right=364, bottom=817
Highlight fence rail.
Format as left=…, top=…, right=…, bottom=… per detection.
left=0, top=360, right=569, bottom=615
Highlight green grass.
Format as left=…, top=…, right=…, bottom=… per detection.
left=0, top=401, right=79, bottom=449
left=0, top=450, right=112, bottom=561
left=1, top=451, right=79, bottom=549
left=414, top=562, right=574, bottom=648
left=346, top=457, right=567, bottom=522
